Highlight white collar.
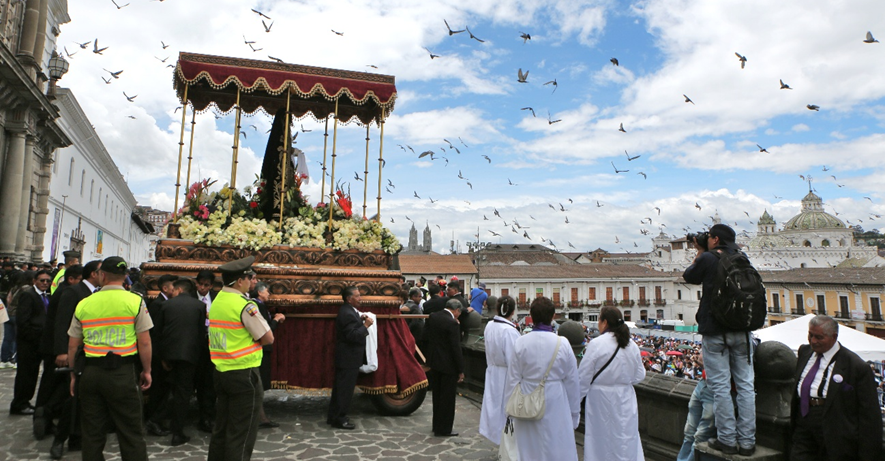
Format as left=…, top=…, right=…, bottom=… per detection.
left=493, top=315, right=516, bottom=327
left=34, top=286, right=47, bottom=296
left=818, top=341, right=841, bottom=363
left=83, top=280, right=97, bottom=292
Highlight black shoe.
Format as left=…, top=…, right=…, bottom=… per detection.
left=331, top=421, right=355, bottom=430
left=49, top=440, right=65, bottom=460
left=145, top=420, right=171, bottom=437
left=259, top=420, right=280, bottom=429
left=197, top=419, right=213, bottom=433
left=434, top=431, right=459, bottom=437
left=33, top=407, right=47, bottom=440
left=170, top=433, right=191, bottom=446
left=710, top=439, right=738, bottom=455
left=10, top=407, right=35, bottom=415
left=738, top=445, right=756, bottom=457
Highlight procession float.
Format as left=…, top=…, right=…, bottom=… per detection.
left=140, top=52, right=428, bottom=415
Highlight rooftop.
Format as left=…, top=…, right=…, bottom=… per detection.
left=398, top=254, right=477, bottom=275
left=759, top=267, right=885, bottom=285
left=480, top=264, right=675, bottom=280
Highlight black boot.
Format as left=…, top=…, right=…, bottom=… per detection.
left=49, top=438, right=65, bottom=460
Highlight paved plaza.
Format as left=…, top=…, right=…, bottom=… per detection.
left=0, top=366, right=586, bottom=460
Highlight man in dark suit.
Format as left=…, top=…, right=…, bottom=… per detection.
left=327, top=286, right=373, bottom=430
left=424, top=298, right=465, bottom=437
left=422, top=283, right=446, bottom=316
left=152, top=278, right=206, bottom=446
left=144, top=274, right=177, bottom=434
left=790, top=315, right=882, bottom=461
left=194, top=269, right=218, bottom=432
left=45, top=259, right=101, bottom=459
left=10, top=270, right=53, bottom=415
left=34, top=265, right=83, bottom=439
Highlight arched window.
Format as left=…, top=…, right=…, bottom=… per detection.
left=803, top=240, right=811, bottom=247
left=821, top=239, right=830, bottom=247
left=98, top=188, right=102, bottom=208
left=89, top=180, right=94, bottom=203
left=80, top=170, right=85, bottom=196
left=800, top=263, right=807, bottom=268
left=68, top=158, right=74, bottom=185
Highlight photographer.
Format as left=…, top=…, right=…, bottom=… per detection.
left=682, top=224, right=756, bottom=456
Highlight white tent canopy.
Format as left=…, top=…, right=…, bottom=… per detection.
left=754, top=314, right=885, bottom=362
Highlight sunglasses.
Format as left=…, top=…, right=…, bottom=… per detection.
left=36, top=278, right=51, bottom=283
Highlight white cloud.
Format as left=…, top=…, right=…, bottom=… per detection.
left=791, top=123, right=810, bottom=132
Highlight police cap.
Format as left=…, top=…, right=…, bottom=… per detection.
left=219, top=256, right=255, bottom=278
left=62, top=250, right=81, bottom=259
left=100, top=256, right=129, bottom=275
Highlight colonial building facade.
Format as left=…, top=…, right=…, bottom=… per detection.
left=0, top=0, right=72, bottom=262
left=42, top=89, right=155, bottom=266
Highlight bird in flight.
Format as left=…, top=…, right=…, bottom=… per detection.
left=467, top=26, right=484, bottom=42
left=101, top=76, right=111, bottom=84
left=93, top=40, right=108, bottom=54
left=161, top=41, right=170, bottom=49
left=864, top=31, right=879, bottom=43
left=544, top=79, right=558, bottom=93
left=521, top=107, right=535, bottom=117
left=413, top=191, right=421, bottom=199
left=779, top=79, right=792, bottom=90
left=611, top=161, right=629, bottom=173
left=251, top=9, right=271, bottom=20
left=807, top=104, right=820, bottom=111
left=111, top=0, right=130, bottom=9
left=77, top=40, right=92, bottom=49
left=444, top=20, right=464, bottom=35
left=625, top=150, right=640, bottom=161
left=683, top=94, right=694, bottom=105
left=756, top=144, right=769, bottom=153
left=695, top=202, right=702, bottom=210
left=618, top=122, right=626, bottom=133
left=262, top=20, right=274, bottom=33
left=155, top=56, right=169, bottom=63
left=520, top=32, right=531, bottom=43
left=104, top=68, right=123, bottom=78
left=596, top=201, right=604, bottom=207
left=301, top=124, right=312, bottom=133
left=353, top=172, right=362, bottom=181
left=610, top=57, right=619, bottom=66
left=331, top=30, right=344, bottom=36
left=429, top=197, right=437, bottom=204
left=482, top=155, right=491, bottom=163
left=489, top=230, right=501, bottom=237
left=418, top=150, right=434, bottom=159
left=243, top=36, right=255, bottom=44
left=637, top=172, right=647, bottom=179
left=507, top=178, right=518, bottom=186
left=424, top=47, right=440, bottom=59
left=547, top=111, right=561, bottom=125
left=268, top=56, right=285, bottom=64
left=517, top=68, right=529, bottom=83
left=123, top=91, right=137, bottom=102
left=654, top=207, right=661, bottom=215
left=735, top=52, right=747, bottom=69
left=387, top=179, right=395, bottom=189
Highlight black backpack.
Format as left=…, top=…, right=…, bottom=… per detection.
left=710, top=249, right=767, bottom=331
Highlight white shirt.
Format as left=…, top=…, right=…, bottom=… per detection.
left=199, top=292, right=212, bottom=326
left=34, top=286, right=47, bottom=297
left=83, top=280, right=97, bottom=293
left=797, top=342, right=841, bottom=398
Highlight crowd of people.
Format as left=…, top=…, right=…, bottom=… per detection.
left=0, top=252, right=280, bottom=460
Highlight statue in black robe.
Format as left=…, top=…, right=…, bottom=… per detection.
left=258, top=108, right=296, bottom=221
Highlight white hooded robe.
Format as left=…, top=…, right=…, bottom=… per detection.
left=479, top=316, right=521, bottom=444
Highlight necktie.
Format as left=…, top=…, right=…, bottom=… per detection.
left=41, top=293, right=49, bottom=311
left=800, top=353, right=822, bottom=417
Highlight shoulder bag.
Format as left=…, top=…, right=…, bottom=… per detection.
left=506, top=336, right=562, bottom=420
left=591, top=345, right=620, bottom=385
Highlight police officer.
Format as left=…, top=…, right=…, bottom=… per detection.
left=50, top=250, right=80, bottom=295
left=67, top=256, right=153, bottom=461
left=208, top=256, right=273, bottom=461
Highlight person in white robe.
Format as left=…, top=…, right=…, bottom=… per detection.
left=578, top=306, right=646, bottom=461
left=504, top=297, right=580, bottom=461
left=479, top=296, right=521, bottom=458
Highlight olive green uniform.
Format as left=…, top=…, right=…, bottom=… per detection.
left=207, top=287, right=270, bottom=461
left=68, top=286, right=153, bottom=461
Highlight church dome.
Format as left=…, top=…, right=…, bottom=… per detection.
left=782, top=191, right=845, bottom=231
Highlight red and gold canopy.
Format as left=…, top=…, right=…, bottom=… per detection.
left=174, top=52, right=396, bottom=124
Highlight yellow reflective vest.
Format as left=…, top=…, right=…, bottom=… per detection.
left=50, top=268, right=65, bottom=295
left=208, top=291, right=262, bottom=372
left=76, top=289, right=141, bottom=357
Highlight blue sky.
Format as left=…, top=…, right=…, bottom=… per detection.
left=59, top=0, right=885, bottom=253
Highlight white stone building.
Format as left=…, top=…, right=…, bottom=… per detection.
left=41, top=89, right=154, bottom=266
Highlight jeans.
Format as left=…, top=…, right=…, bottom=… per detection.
left=1, top=318, right=16, bottom=362
left=676, top=379, right=716, bottom=461
left=702, top=331, right=755, bottom=449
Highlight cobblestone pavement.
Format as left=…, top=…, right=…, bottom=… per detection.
left=0, top=367, right=586, bottom=460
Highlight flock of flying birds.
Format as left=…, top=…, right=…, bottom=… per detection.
left=71, top=3, right=880, bottom=254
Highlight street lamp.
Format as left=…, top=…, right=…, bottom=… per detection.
left=46, top=51, right=69, bottom=96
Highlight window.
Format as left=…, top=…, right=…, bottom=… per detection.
left=606, top=287, right=613, bottom=301
left=696, top=290, right=701, bottom=300
left=677, top=289, right=682, bottom=300
left=68, top=158, right=74, bottom=185
left=518, top=288, right=526, bottom=306
left=89, top=180, right=94, bottom=203
left=817, top=295, right=827, bottom=315
left=535, top=288, right=543, bottom=298
left=872, top=298, right=882, bottom=321
left=839, top=296, right=849, bottom=318
left=98, top=188, right=102, bottom=208
left=795, top=294, right=804, bottom=314
left=639, top=287, right=647, bottom=301
left=654, top=286, right=662, bottom=300
left=501, top=288, right=509, bottom=297
left=678, top=314, right=684, bottom=321
left=552, top=288, right=560, bottom=305
left=588, top=287, right=596, bottom=300
left=640, top=310, right=648, bottom=321
left=821, top=239, right=830, bottom=247
left=656, top=309, right=664, bottom=319
left=622, top=287, right=630, bottom=301
left=803, top=240, right=811, bottom=247
left=624, top=310, right=632, bottom=321
left=570, top=287, right=578, bottom=302
left=80, top=170, right=85, bottom=196
left=772, top=294, right=780, bottom=312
